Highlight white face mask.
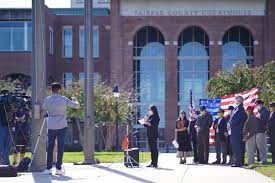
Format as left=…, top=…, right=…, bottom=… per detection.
left=256, top=106, right=261, bottom=110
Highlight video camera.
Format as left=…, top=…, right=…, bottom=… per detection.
left=0, top=89, right=31, bottom=109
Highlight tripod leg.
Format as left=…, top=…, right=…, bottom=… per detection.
left=28, top=117, right=46, bottom=171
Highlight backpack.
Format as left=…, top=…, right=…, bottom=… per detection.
left=16, top=157, right=31, bottom=172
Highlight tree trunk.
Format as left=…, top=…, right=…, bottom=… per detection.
left=105, top=125, right=115, bottom=151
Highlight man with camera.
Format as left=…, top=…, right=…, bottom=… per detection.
left=42, top=83, right=79, bottom=175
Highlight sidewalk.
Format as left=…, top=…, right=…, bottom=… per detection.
left=0, top=153, right=274, bottom=183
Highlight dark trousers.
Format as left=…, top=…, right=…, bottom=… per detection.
left=191, top=136, right=198, bottom=162
left=270, top=136, right=275, bottom=164
left=197, top=131, right=209, bottom=163
left=0, top=127, right=11, bottom=165
left=215, top=135, right=227, bottom=163
left=47, top=127, right=67, bottom=170
left=148, top=138, right=158, bottom=166
left=231, top=133, right=244, bottom=166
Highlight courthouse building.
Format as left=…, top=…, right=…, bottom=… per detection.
left=0, top=0, right=275, bottom=148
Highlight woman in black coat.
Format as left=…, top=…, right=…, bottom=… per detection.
left=144, top=105, right=160, bottom=168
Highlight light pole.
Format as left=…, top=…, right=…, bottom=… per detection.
left=112, top=85, right=120, bottom=151
left=127, top=98, right=133, bottom=148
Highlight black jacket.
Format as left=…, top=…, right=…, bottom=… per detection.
left=213, top=117, right=228, bottom=142
left=195, top=112, right=213, bottom=133
left=257, top=106, right=270, bottom=133
left=144, top=114, right=160, bottom=140
left=268, top=112, right=275, bottom=138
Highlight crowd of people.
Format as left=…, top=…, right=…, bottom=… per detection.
left=1, top=82, right=275, bottom=174
left=173, top=96, right=275, bottom=167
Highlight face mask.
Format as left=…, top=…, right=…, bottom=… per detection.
left=217, top=113, right=223, bottom=118
left=200, top=111, right=206, bottom=115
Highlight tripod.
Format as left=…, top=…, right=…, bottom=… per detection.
left=123, top=123, right=140, bottom=168
left=106, top=122, right=140, bottom=168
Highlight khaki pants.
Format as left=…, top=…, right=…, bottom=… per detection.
left=246, top=135, right=256, bottom=165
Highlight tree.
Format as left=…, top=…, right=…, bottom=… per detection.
left=62, top=79, right=132, bottom=151
left=206, top=61, right=275, bottom=105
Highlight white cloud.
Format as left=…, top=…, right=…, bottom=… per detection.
left=0, top=0, right=71, bottom=8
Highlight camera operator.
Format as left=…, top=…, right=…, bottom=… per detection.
left=11, top=103, right=29, bottom=165
left=0, top=103, right=13, bottom=165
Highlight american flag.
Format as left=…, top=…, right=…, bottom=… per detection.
left=200, top=87, right=259, bottom=145
left=189, top=90, right=195, bottom=122
left=220, top=87, right=259, bottom=115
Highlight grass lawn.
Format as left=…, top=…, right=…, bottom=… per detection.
left=247, top=154, right=275, bottom=180
left=10, top=151, right=151, bottom=164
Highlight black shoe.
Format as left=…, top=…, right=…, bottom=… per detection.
left=212, top=161, right=220, bottom=164
left=221, top=161, right=227, bottom=164
left=231, top=164, right=242, bottom=168
left=146, top=164, right=154, bottom=167
left=153, top=165, right=158, bottom=168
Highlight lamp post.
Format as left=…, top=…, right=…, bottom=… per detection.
left=127, top=98, right=133, bottom=148
left=112, top=85, right=120, bottom=151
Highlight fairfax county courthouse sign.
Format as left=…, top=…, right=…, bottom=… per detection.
left=120, top=0, right=266, bottom=16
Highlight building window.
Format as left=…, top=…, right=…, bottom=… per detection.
left=49, top=26, right=54, bottom=55
left=133, top=26, right=165, bottom=149
left=63, top=72, right=73, bottom=88
left=79, top=25, right=99, bottom=59
left=222, top=26, right=254, bottom=71
left=178, top=26, right=209, bottom=114
left=0, top=21, right=32, bottom=51
left=63, top=26, right=73, bottom=58
left=79, top=72, right=99, bottom=87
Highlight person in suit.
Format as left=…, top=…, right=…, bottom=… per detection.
left=228, top=96, right=247, bottom=167
left=226, top=106, right=234, bottom=165
left=212, top=109, right=228, bottom=164
left=268, top=102, right=275, bottom=164
left=195, top=106, right=213, bottom=164
left=243, top=106, right=259, bottom=165
left=190, top=111, right=200, bottom=164
left=144, top=105, right=160, bottom=168
left=255, top=99, right=270, bottom=164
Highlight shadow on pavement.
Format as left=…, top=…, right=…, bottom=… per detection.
left=30, top=173, right=85, bottom=183
left=93, top=164, right=157, bottom=183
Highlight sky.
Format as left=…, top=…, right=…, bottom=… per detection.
left=0, top=0, right=71, bottom=8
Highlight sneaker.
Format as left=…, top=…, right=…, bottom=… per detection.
left=55, top=168, right=65, bottom=175
left=42, top=169, right=52, bottom=175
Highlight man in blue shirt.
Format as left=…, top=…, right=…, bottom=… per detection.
left=42, top=83, right=79, bottom=175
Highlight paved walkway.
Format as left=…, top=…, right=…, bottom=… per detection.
left=0, top=153, right=274, bottom=183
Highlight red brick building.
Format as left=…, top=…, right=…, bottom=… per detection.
left=0, top=0, right=275, bottom=149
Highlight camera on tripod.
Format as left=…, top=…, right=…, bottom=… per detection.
left=0, top=89, right=31, bottom=109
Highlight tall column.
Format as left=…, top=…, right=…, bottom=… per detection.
left=110, top=0, right=123, bottom=84
left=165, top=43, right=178, bottom=146
left=83, top=0, right=95, bottom=164
left=30, top=0, right=47, bottom=171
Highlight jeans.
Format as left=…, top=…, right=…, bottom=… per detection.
left=0, top=127, right=11, bottom=165
left=256, top=133, right=267, bottom=162
left=47, top=127, right=67, bottom=170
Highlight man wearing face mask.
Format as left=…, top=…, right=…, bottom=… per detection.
left=212, top=109, right=228, bottom=164
left=195, top=106, right=213, bottom=164
left=255, top=100, right=270, bottom=164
